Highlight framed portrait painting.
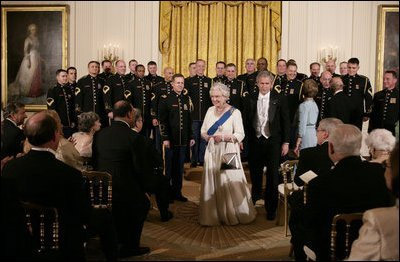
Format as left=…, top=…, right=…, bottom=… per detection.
left=1, top=5, right=68, bottom=111
left=376, top=5, right=399, bottom=92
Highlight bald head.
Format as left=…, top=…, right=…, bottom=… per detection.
left=330, top=76, right=343, bottom=92
left=320, top=71, right=333, bottom=88
left=163, top=67, right=174, bottom=82
left=24, top=111, right=58, bottom=147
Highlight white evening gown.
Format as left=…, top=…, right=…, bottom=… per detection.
left=199, top=106, right=256, bottom=226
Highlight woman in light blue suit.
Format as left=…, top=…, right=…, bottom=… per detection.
left=294, top=79, right=319, bottom=155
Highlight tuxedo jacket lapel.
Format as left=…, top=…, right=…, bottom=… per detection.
left=268, top=91, right=278, bottom=123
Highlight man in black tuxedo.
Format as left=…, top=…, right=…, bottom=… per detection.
left=1, top=111, right=91, bottom=261
left=289, top=117, right=343, bottom=260
left=243, top=71, right=290, bottom=220
left=1, top=102, right=27, bottom=158
left=302, top=124, right=392, bottom=260
left=327, top=77, right=353, bottom=124
left=132, top=108, right=173, bottom=222
left=92, top=100, right=150, bottom=258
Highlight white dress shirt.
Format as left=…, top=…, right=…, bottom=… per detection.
left=255, top=91, right=271, bottom=139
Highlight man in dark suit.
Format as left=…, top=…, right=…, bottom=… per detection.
left=132, top=108, right=173, bottom=221
left=327, top=77, right=353, bottom=124
left=1, top=111, right=91, bottom=261
left=294, top=117, right=343, bottom=186
left=243, top=71, right=290, bottom=220
left=1, top=102, right=27, bottom=158
left=289, top=117, right=343, bottom=260
left=92, top=101, right=150, bottom=258
left=302, top=124, right=392, bottom=260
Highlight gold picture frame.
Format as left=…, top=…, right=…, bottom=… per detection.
left=1, top=5, right=68, bottom=111
left=375, top=5, right=399, bottom=92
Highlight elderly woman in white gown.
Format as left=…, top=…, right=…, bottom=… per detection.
left=199, top=82, right=256, bottom=226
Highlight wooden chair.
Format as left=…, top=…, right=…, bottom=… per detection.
left=330, top=213, right=363, bottom=261
left=82, top=171, right=112, bottom=209
left=276, top=160, right=300, bottom=236
left=20, top=201, right=61, bottom=259
left=303, top=212, right=364, bottom=261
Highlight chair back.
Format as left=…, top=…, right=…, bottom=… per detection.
left=279, top=160, right=300, bottom=194
left=82, top=170, right=112, bottom=209
left=20, top=201, right=60, bottom=255
left=330, top=212, right=363, bottom=261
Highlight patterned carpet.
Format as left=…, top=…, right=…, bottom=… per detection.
left=126, top=165, right=293, bottom=261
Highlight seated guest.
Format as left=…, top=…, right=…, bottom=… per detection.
left=1, top=111, right=91, bottom=261
left=24, top=110, right=84, bottom=170
left=1, top=102, right=27, bottom=158
left=301, top=124, right=392, bottom=261
left=132, top=109, right=173, bottom=222
left=294, top=117, right=343, bottom=186
left=348, top=142, right=399, bottom=261
left=92, top=100, right=150, bottom=258
left=72, top=112, right=101, bottom=158
left=365, top=128, right=396, bottom=164
left=290, top=118, right=343, bottom=260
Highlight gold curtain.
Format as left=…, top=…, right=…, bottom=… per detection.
left=159, top=1, right=281, bottom=77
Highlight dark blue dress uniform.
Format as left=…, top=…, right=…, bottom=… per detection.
left=238, top=71, right=258, bottom=95
left=315, top=87, right=333, bottom=121
left=125, top=72, right=136, bottom=82
left=332, top=72, right=341, bottom=78
left=47, top=83, right=77, bottom=137
left=224, top=78, right=247, bottom=112
left=103, top=73, right=132, bottom=112
left=126, top=76, right=153, bottom=137
left=273, top=74, right=287, bottom=88
left=68, top=81, right=77, bottom=93
left=145, top=74, right=164, bottom=87
left=296, top=72, right=308, bottom=82
left=307, top=75, right=321, bottom=85
left=342, top=74, right=373, bottom=129
left=151, top=80, right=173, bottom=152
left=186, top=75, right=212, bottom=165
left=98, top=71, right=113, bottom=82
left=158, top=90, right=193, bottom=199
left=213, top=75, right=228, bottom=83
left=275, top=78, right=303, bottom=148
left=369, top=87, right=399, bottom=135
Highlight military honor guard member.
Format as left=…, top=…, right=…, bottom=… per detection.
left=186, top=59, right=212, bottom=167
left=145, top=61, right=164, bottom=87
left=341, top=57, right=373, bottom=129
left=276, top=61, right=303, bottom=147
left=151, top=67, right=175, bottom=151
left=369, top=70, right=399, bottom=135
left=47, top=69, right=77, bottom=138
left=75, top=61, right=108, bottom=127
left=103, top=60, right=132, bottom=117
left=126, top=59, right=138, bottom=81
left=98, top=59, right=114, bottom=82
left=126, top=64, right=153, bottom=137
left=213, top=61, right=228, bottom=83
left=224, top=63, right=247, bottom=112
left=325, top=59, right=341, bottom=78
left=67, top=66, right=77, bottom=93
left=159, top=74, right=195, bottom=202
left=315, top=71, right=333, bottom=121
left=273, top=59, right=287, bottom=88
left=238, top=58, right=257, bottom=95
